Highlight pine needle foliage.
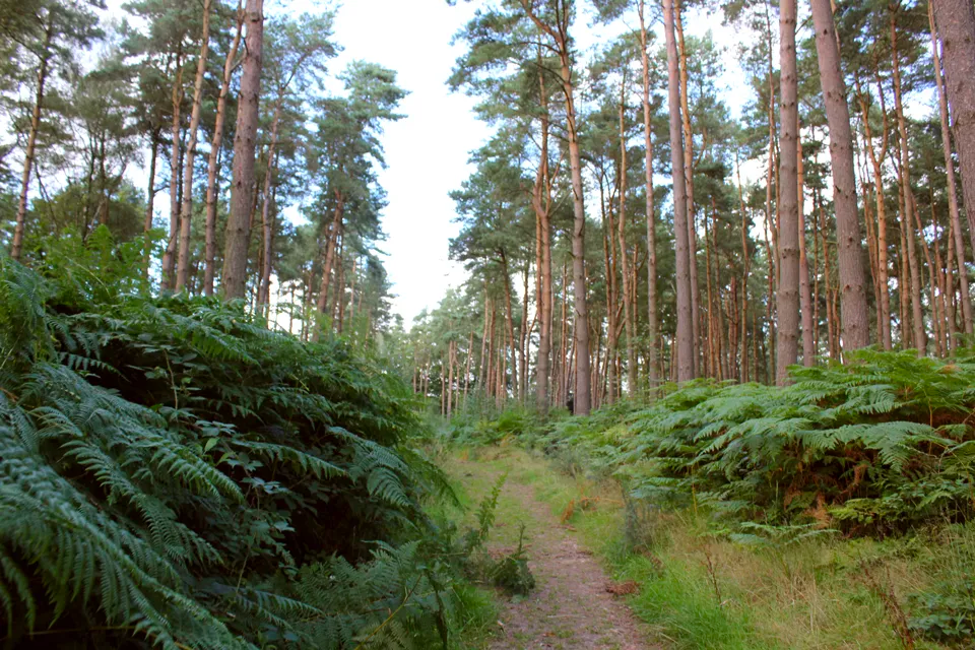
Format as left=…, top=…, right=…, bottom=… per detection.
left=0, top=253, right=461, bottom=649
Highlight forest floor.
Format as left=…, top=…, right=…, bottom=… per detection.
left=441, top=444, right=973, bottom=650
left=443, top=446, right=654, bottom=650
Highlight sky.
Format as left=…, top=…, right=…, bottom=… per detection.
left=272, top=0, right=751, bottom=326
left=276, top=0, right=494, bottom=325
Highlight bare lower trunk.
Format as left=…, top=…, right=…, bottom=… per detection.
left=928, top=0, right=973, bottom=335
left=664, top=0, right=695, bottom=382
left=162, top=54, right=184, bottom=291
left=315, top=193, right=345, bottom=326
left=776, top=0, right=800, bottom=385
left=143, top=132, right=160, bottom=273
left=811, top=0, right=871, bottom=353
left=798, top=130, right=815, bottom=366
left=221, top=0, right=264, bottom=299
left=639, top=0, right=659, bottom=397
left=204, top=1, right=244, bottom=296
left=11, top=19, right=53, bottom=262
left=675, top=4, right=700, bottom=375
left=931, top=0, right=975, bottom=244
left=257, top=103, right=282, bottom=316
left=175, top=0, right=213, bottom=292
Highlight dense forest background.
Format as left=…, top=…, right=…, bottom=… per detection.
left=0, top=0, right=972, bottom=412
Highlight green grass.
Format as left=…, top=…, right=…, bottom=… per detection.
left=439, top=445, right=974, bottom=650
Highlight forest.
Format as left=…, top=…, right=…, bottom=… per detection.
left=0, top=0, right=973, bottom=647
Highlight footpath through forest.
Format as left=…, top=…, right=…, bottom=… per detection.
left=447, top=449, right=654, bottom=650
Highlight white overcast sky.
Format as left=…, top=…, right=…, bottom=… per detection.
left=274, top=0, right=494, bottom=325
left=273, top=0, right=750, bottom=325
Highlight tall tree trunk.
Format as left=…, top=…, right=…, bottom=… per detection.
left=175, top=0, right=213, bottom=292
left=639, top=0, right=659, bottom=398
left=675, top=3, right=700, bottom=374
left=11, top=17, right=53, bottom=262
left=798, top=126, right=815, bottom=366
left=315, top=192, right=345, bottom=328
left=736, top=155, right=750, bottom=383
left=257, top=103, right=282, bottom=316
left=931, top=0, right=975, bottom=243
left=161, top=52, right=184, bottom=290
left=811, top=0, right=871, bottom=353
left=776, top=0, right=800, bottom=386
left=522, top=0, right=592, bottom=413
left=221, top=0, right=264, bottom=299
left=857, top=72, right=893, bottom=349
left=928, top=0, right=973, bottom=335
left=143, top=130, right=161, bottom=273
left=890, top=10, right=926, bottom=356
left=664, top=0, right=695, bottom=382
left=617, top=80, right=637, bottom=397
left=204, top=1, right=244, bottom=296
left=532, top=57, right=554, bottom=412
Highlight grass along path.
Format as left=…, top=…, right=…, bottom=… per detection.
left=441, top=444, right=974, bottom=650
left=443, top=446, right=654, bottom=650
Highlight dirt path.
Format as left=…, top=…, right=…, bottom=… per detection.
left=454, top=456, right=653, bottom=650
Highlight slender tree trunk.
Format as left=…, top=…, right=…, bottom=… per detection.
left=161, top=52, right=184, bottom=290
left=857, top=72, right=893, bottom=349
left=617, top=82, right=637, bottom=397
left=221, top=0, right=264, bottom=299
left=798, top=127, right=815, bottom=366
left=11, top=18, right=53, bottom=262
left=638, top=0, right=659, bottom=398
left=204, top=1, right=244, bottom=296
left=736, top=155, right=750, bottom=383
left=776, top=0, right=800, bottom=385
left=143, top=131, right=160, bottom=273
left=533, top=58, right=554, bottom=412
left=931, top=0, right=975, bottom=243
left=811, top=0, right=871, bottom=353
left=316, top=192, right=345, bottom=325
left=928, top=1, right=973, bottom=335
left=675, top=3, right=700, bottom=374
left=664, top=0, right=695, bottom=382
left=175, top=0, right=213, bottom=292
left=257, top=103, right=282, bottom=316
left=890, top=11, right=926, bottom=356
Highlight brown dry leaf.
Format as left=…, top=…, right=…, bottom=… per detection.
left=605, top=580, right=639, bottom=596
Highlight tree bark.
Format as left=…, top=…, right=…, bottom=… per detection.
left=890, top=9, right=926, bottom=356
left=928, top=0, right=973, bottom=335
left=776, top=0, right=800, bottom=385
left=532, top=57, right=554, bottom=412
left=521, top=0, right=591, bottom=413
left=798, top=126, right=815, bottom=367
left=256, top=103, right=282, bottom=316
left=11, top=16, right=53, bottom=262
left=203, top=0, right=244, bottom=296
left=664, top=0, right=695, bottom=382
left=638, top=0, right=659, bottom=397
left=161, top=51, right=184, bottom=291
left=811, top=0, right=871, bottom=353
left=221, top=0, right=264, bottom=299
left=931, top=0, right=975, bottom=244
left=175, top=0, right=213, bottom=293
left=143, top=130, right=161, bottom=273
left=618, top=79, right=637, bottom=397
left=856, top=72, right=893, bottom=349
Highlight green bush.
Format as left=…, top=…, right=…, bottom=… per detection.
left=0, top=253, right=463, bottom=649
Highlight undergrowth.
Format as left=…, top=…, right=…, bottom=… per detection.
left=0, top=240, right=491, bottom=649
left=445, top=350, right=975, bottom=648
